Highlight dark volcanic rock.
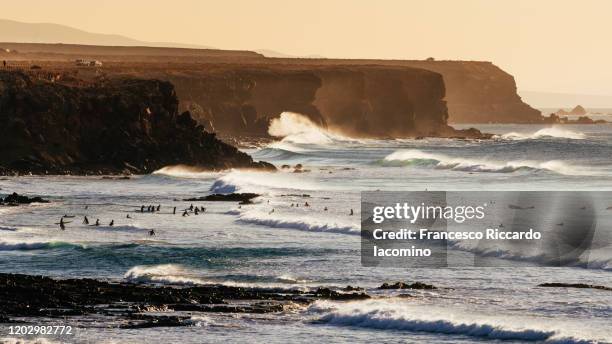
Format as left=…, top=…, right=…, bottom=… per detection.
left=0, top=273, right=369, bottom=322
left=0, top=71, right=274, bottom=175
left=184, top=193, right=260, bottom=202
left=1, top=192, right=49, bottom=204
left=378, top=281, right=438, bottom=290
left=538, top=283, right=611, bottom=291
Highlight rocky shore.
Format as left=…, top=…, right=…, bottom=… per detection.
left=0, top=71, right=274, bottom=175
left=0, top=273, right=368, bottom=327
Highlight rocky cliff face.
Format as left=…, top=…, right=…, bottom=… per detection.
left=398, top=61, right=542, bottom=123
left=0, top=71, right=273, bottom=175
left=271, top=59, right=541, bottom=124
left=139, top=65, right=484, bottom=139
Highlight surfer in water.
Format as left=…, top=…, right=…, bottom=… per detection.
left=126, top=214, right=131, bottom=219
left=109, top=220, right=114, bottom=226
left=189, top=204, right=194, bottom=211
left=141, top=205, right=145, bottom=213
left=194, top=208, right=199, bottom=215
left=59, top=217, right=65, bottom=230
left=149, top=229, right=155, bottom=236
left=350, top=209, right=354, bottom=216
left=83, top=216, right=89, bottom=225
left=173, top=207, right=176, bottom=215
left=95, top=219, right=100, bottom=226
left=182, top=210, right=189, bottom=217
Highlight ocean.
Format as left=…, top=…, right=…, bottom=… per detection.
left=1, top=120, right=611, bottom=343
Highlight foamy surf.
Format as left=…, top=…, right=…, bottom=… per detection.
left=233, top=208, right=359, bottom=235
left=152, top=165, right=222, bottom=179
left=309, top=300, right=600, bottom=343
left=447, top=239, right=612, bottom=271
left=497, top=127, right=586, bottom=140
left=268, top=112, right=362, bottom=145
left=382, top=149, right=590, bottom=175
left=210, top=170, right=320, bottom=194
left=123, top=264, right=314, bottom=290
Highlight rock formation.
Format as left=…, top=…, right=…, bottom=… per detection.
left=0, top=71, right=274, bottom=175
left=569, top=105, right=587, bottom=116
left=139, top=65, right=489, bottom=139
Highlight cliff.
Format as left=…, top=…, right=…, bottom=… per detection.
left=265, top=59, right=541, bottom=124
left=130, top=65, right=485, bottom=139
left=1, top=43, right=540, bottom=133
left=0, top=71, right=273, bottom=175
left=398, top=61, right=542, bottom=123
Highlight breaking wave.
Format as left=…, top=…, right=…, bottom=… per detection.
left=310, top=300, right=599, bottom=343
left=152, top=165, right=221, bottom=179
left=234, top=209, right=359, bottom=235
left=381, top=149, right=588, bottom=175
left=268, top=112, right=361, bottom=145
left=210, top=170, right=320, bottom=194
left=447, top=239, right=612, bottom=271
left=124, top=264, right=208, bottom=285
left=124, top=264, right=314, bottom=289
left=497, top=127, right=586, bottom=140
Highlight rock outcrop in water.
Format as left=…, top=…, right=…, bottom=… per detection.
left=0, top=273, right=369, bottom=326
left=0, top=71, right=274, bottom=175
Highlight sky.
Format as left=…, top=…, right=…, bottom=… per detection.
left=3, top=0, right=612, bottom=96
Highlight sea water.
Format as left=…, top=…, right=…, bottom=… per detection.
left=0, top=121, right=611, bottom=343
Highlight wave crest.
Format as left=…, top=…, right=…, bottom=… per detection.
left=310, top=300, right=597, bottom=343
left=382, top=149, right=587, bottom=175
left=0, top=241, right=85, bottom=251
left=497, top=127, right=586, bottom=140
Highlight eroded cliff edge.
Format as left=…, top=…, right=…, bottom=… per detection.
left=0, top=71, right=273, bottom=175
left=127, top=64, right=486, bottom=139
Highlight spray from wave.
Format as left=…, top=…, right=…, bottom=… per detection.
left=497, top=127, right=586, bottom=140
left=381, top=149, right=589, bottom=175
left=268, top=112, right=360, bottom=145
left=309, top=300, right=601, bottom=343
left=152, top=165, right=222, bottom=179
left=210, top=170, right=320, bottom=194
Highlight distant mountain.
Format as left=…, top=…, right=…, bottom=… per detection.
left=0, top=18, right=210, bottom=49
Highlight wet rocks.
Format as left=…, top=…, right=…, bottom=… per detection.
left=184, top=193, right=260, bottom=203
left=378, top=281, right=438, bottom=290
left=0, top=192, right=49, bottom=205
left=0, top=273, right=370, bottom=323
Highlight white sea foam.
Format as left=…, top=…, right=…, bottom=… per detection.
left=124, top=264, right=208, bottom=285
left=447, top=239, right=612, bottom=271
left=233, top=208, right=359, bottom=235
left=152, top=165, right=222, bottom=179
left=124, top=264, right=313, bottom=290
left=497, top=127, right=586, bottom=140
left=310, top=300, right=600, bottom=343
left=268, top=112, right=361, bottom=145
left=210, top=170, right=319, bottom=194
left=382, top=149, right=589, bottom=175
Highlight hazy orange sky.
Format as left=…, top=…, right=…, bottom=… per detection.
left=3, top=0, right=612, bottom=95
